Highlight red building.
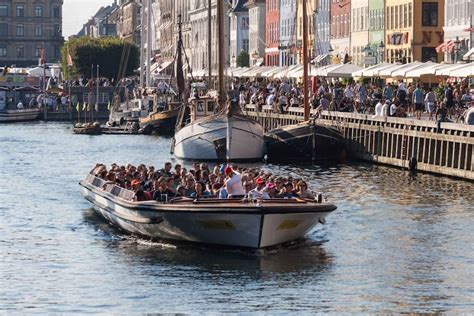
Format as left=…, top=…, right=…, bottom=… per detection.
left=265, top=0, right=280, bottom=66
left=330, top=0, right=351, bottom=62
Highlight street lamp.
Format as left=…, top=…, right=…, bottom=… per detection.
left=378, top=41, right=385, bottom=63
left=454, top=36, right=462, bottom=62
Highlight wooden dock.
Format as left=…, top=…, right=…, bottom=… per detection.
left=244, top=105, right=474, bottom=181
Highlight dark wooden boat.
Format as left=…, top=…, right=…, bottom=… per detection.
left=265, top=120, right=346, bottom=162
left=73, top=122, right=102, bottom=135
left=139, top=103, right=180, bottom=135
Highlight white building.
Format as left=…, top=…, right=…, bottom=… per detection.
left=443, top=0, right=473, bottom=62
left=229, top=0, right=249, bottom=67
left=350, top=0, right=369, bottom=67
left=245, top=0, right=266, bottom=66
left=188, top=0, right=230, bottom=75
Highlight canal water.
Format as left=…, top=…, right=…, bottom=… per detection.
left=1, top=122, right=473, bottom=313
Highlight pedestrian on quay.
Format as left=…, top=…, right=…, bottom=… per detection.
left=412, top=84, right=424, bottom=120
left=424, top=87, right=437, bottom=121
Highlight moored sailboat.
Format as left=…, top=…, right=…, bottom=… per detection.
left=264, top=0, right=346, bottom=162
left=171, top=0, right=264, bottom=161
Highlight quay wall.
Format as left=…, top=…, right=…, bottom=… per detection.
left=244, top=105, right=474, bottom=181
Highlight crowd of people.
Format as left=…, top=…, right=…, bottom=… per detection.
left=232, top=77, right=474, bottom=124
left=90, top=162, right=316, bottom=202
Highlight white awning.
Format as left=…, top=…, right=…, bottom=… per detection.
left=389, top=61, right=425, bottom=78
left=463, top=47, right=474, bottom=61
left=313, top=64, right=341, bottom=77
left=352, top=63, right=391, bottom=77
left=449, top=64, right=474, bottom=77
left=403, top=62, right=447, bottom=78
left=312, top=54, right=329, bottom=64
left=326, top=64, right=363, bottom=78
left=434, top=63, right=466, bottom=76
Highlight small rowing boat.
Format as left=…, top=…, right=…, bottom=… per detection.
left=79, top=174, right=336, bottom=248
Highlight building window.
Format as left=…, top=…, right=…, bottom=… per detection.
left=0, top=23, right=8, bottom=36
left=17, top=45, right=24, bottom=57
left=35, top=45, right=42, bottom=58
left=54, top=46, right=60, bottom=60
left=0, top=45, right=6, bottom=57
left=16, top=5, right=24, bottom=17
left=0, top=5, right=8, bottom=17
left=35, top=5, right=43, bottom=17
left=16, top=24, right=24, bottom=36
left=421, top=47, right=437, bottom=62
left=35, top=25, right=43, bottom=37
left=242, top=39, right=249, bottom=52
left=422, top=2, right=438, bottom=26
left=54, top=6, right=60, bottom=18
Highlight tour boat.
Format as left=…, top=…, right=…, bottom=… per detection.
left=79, top=174, right=336, bottom=248
left=139, top=98, right=180, bottom=135
left=0, top=108, right=41, bottom=123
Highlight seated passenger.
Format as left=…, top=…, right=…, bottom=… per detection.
left=296, top=180, right=314, bottom=199
left=190, top=182, right=211, bottom=199
left=262, top=182, right=277, bottom=198
left=279, top=182, right=298, bottom=198
left=248, top=177, right=269, bottom=200
left=153, top=177, right=175, bottom=202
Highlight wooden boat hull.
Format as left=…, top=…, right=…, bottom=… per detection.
left=173, top=114, right=265, bottom=161
left=139, top=108, right=179, bottom=134
left=0, top=108, right=41, bottom=123
left=80, top=175, right=335, bottom=248
left=73, top=124, right=102, bottom=135
left=265, top=121, right=346, bottom=162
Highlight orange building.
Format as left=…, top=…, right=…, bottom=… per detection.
left=385, top=0, right=445, bottom=63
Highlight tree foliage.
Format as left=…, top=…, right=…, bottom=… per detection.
left=236, top=51, right=250, bottom=67
left=61, top=37, right=139, bottom=80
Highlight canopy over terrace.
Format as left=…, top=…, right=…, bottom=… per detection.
left=382, top=61, right=425, bottom=78
left=273, top=65, right=301, bottom=78
left=261, top=66, right=287, bottom=78
left=434, top=63, right=468, bottom=76
left=326, top=64, right=363, bottom=78
left=239, top=66, right=273, bottom=78
left=352, top=62, right=392, bottom=77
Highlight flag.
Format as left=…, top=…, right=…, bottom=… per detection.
left=82, top=102, right=87, bottom=111
left=107, top=101, right=111, bottom=110
left=95, top=104, right=99, bottom=112
left=76, top=102, right=80, bottom=112
left=39, top=47, right=45, bottom=66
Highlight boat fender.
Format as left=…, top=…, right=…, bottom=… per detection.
left=318, top=218, right=326, bottom=225
left=408, top=157, right=417, bottom=172
left=316, top=193, right=323, bottom=203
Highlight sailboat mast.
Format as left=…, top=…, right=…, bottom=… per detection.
left=140, top=0, right=145, bottom=88
left=217, top=0, right=225, bottom=107
left=146, top=0, right=152, bottom=88
left=207, top=0, right=212, bottom=85
left=302, top=0, right=309, bottom=121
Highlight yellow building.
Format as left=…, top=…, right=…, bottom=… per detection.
left=295, top=0, right=317, bottom=64
left=385, top=0, right=445, bottom=63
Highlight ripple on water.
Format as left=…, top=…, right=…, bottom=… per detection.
left=1, top=122, right=473, bottom=313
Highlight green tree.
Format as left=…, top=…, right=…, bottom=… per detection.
left=236, top=51, right=250, bottom=67
left=61, top=37, right=139, bottom=80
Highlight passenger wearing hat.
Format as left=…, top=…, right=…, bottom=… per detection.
left=248, top=177, right=269, bottom=200
left=262, top=182, right=277, bottom=198
left=224, top=166, right=245, bottom=198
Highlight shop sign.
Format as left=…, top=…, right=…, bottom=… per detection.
left=387, top=33, right=409, bottom=45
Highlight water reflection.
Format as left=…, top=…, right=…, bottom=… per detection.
left=82, top=209, right=333, bottom=278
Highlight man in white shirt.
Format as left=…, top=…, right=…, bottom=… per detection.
left=382, top=100, right=390, bottom=116
left=390, top=102, right=397, bottom=116
left=373, top=99, right=383, bottom=117
left=224, top=166, right=245, bottom=198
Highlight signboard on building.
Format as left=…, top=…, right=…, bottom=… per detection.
left=387, top=33, right=409, bottom=45
left=364, top=56, right=376, bottom=65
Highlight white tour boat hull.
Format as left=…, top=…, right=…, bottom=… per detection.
left=80, top=176, right=335, bottom=248
left=173, top=114, right=264, bottom=160
left=0, top=108, right=41, bottom=123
